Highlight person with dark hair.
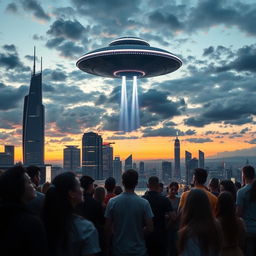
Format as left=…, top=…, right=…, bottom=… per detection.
left=0, top=165, right=48, bottom=256
left=179, top=168, right=217, bottom=214
left=104, top=177, right=116, bottom=205
left=178, top=189, right=222, bottom=256
left=42, top=172, right=100, bottom=256
left=105, top=169, right=154, bottom=256
left=168, top=182, right=180, bottom=256
left=209, top=178, right=220, bottom=197
left=236, top=165, right=256, bottom=255
left=220, top=180, right=237, bottom=201
left=217, top=192, right=245, bottom=256
left=114, top=185, right=123, bottom=195
left=235, top=181, right=242, bottom=191
left=77, top=175, right=105, bottom=253
left=94, top=186, right=106, bottom=208
left=143, top=176, right=173, bottom=256
left=26, top=165, right=45, bottom=216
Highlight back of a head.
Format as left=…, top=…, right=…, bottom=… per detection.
left=0, top=165, right=26, bottom=203
left=182, top=189, right=212, bottom=224
left=42, top=172, right=78, bottom=252
left=94, top=187, right=105, bottom=202
left=80, top=175, right=94, bottom=192
left=169, top=181, right=179, bottom=190
left=26, top=165, right=40, bottom=180
left=209, top=178, right=219, bottom=189
left=148, top=176, right=159, bottom=189
left=194, top=168, right=207, bottom=185
left=242, top=165, right=255, bottom=180
left=122, top=169, right=138, bottom=190
left=220, top=180, right=236, bottom=201
left=217, top=191, right=235, bottom=218
left=105, top=177, right=116, bottom=193
left=179, top=189, right=221, bottom=254
left=114, top=185, right=123, bottom=195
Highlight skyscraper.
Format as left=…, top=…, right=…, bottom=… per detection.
left=199, top=150, right=205, bottom=169
left=185, top=151, right=192, bottom=185
left=113, top=156, right=122, bottom=185
left=174, top=136, right=181, bottom=180
left=23, top=48, right=44, bottom=166
left=63, top=146, right=80, bottom=172
left=188, top=157, right=198, bottom=184
left=102, top=142, right=114, bottom=179
left=162, top=161, right=172, bottom=184
left=82, top=132, right=103, bottom=179
left=124, top=154, right=132, bottom=171
left=139, top=161, right=145, bottom=175
left=0, top=145, right=14, bottom=167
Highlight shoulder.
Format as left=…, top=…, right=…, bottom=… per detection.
left=73, top=216, right=96, bottom=234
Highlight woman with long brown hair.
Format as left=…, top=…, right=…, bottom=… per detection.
left=216, top=192, right=245, bottom=256
left=178, top=189, right=222, bottom=256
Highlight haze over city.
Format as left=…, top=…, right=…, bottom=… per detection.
left=1, top=0, right=256, bottom=165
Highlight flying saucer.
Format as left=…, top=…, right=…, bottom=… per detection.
left=76, top=37, right=182, bottom=79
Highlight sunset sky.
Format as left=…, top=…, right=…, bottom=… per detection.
left=0, top=0, right=256, bottom=165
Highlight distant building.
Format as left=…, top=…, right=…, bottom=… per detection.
left=133, top=162, right=137, bottom=170
left=124, top=154, right=133, bottom=171
left=185, top=151, right=192, bottom=185
left=174, top=136, right=181, bottom=180
left=138, top=161, right=146, bottom=188
left=82, top=132, right=103, bottom=180
left=162, top=161, right=172, bottom=184
left=103, top=143, right=114, bottom=179
left=139, top=161, right=145, bottom=174
left=63, top=146, right=80, bottom=173
left=23, top=49, right=44, bottom=166
left=0, top=145, right=14, bottom=167
left=188, top=158, right=198, bottom=184
left=113, top=156, right=122, bottom=185
left=199, top=150, right=205, bottom=169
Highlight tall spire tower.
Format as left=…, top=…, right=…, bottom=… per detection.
left=174, top=134, right=181, bottom=180
left=22, top=48, right=44, bottom=166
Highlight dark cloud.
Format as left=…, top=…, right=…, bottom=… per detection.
left=101, top=114, right=120, bottom=131
left=32, top=34, right=45, bottom=41
left=21, top=0, right=50, bottom=21
left=3, top=44, right=16, bottom=52
left=47, top=18, right=87, bottom=40
left=240, top=127, right=250, bottom=134
left=24, top=55, right=39, bottom=61
left=5, top=2, right=18, bottom=13
left=185, top=138, right=213, bottom=143
left=45, top=37, right=65, bottom=48
left=106, top=136, right=139, bottom=140
left=54, top=105, right=104, bottom=134
left=216, top=44, right=256, bottom=73
left=43, top=69, right=67, bottom=82
left=0, top=82, right=27, bottom=110
left=245, top=138, right=256, bottom=144
left=0, top=50, right=29, bottom=71
left=185, top=129, right=197, bottom=135
left=56, top=41, right=84, bottom=58
left=142, top=127, right=183, bottom=137
left=203, top=46, right=214, bottom=56
left=140, top=89, right=184, bottom=118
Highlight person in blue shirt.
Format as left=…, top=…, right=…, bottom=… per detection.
left=236, top=165, right=256, bottom=255
left=105, top=169, right=154, bottom=256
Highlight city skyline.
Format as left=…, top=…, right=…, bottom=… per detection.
left=0, top=0, right=256, bottom=164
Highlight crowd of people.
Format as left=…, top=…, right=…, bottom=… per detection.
left=0, top=165, right=255, bottom=256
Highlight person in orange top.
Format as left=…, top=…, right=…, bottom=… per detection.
left=179, top=168, right=217, bottom=215
left=104, top=177, right=116, bottom=205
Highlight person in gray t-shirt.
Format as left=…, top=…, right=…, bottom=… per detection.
left=236, top=165, right=256, bottom=255
left=105, top=169, right=154, bottom=256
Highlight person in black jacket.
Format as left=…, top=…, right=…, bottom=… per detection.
left=0, top=165, right=48, bottom=256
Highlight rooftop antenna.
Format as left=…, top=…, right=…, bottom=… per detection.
left=33, top=46, right=36, bottom=75
left=176, top=131, right=179, bottom=139
left=40, top=57, right=42, bottom=73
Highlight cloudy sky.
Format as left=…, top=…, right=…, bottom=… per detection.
left=0, top=0, right=256, bottom=164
